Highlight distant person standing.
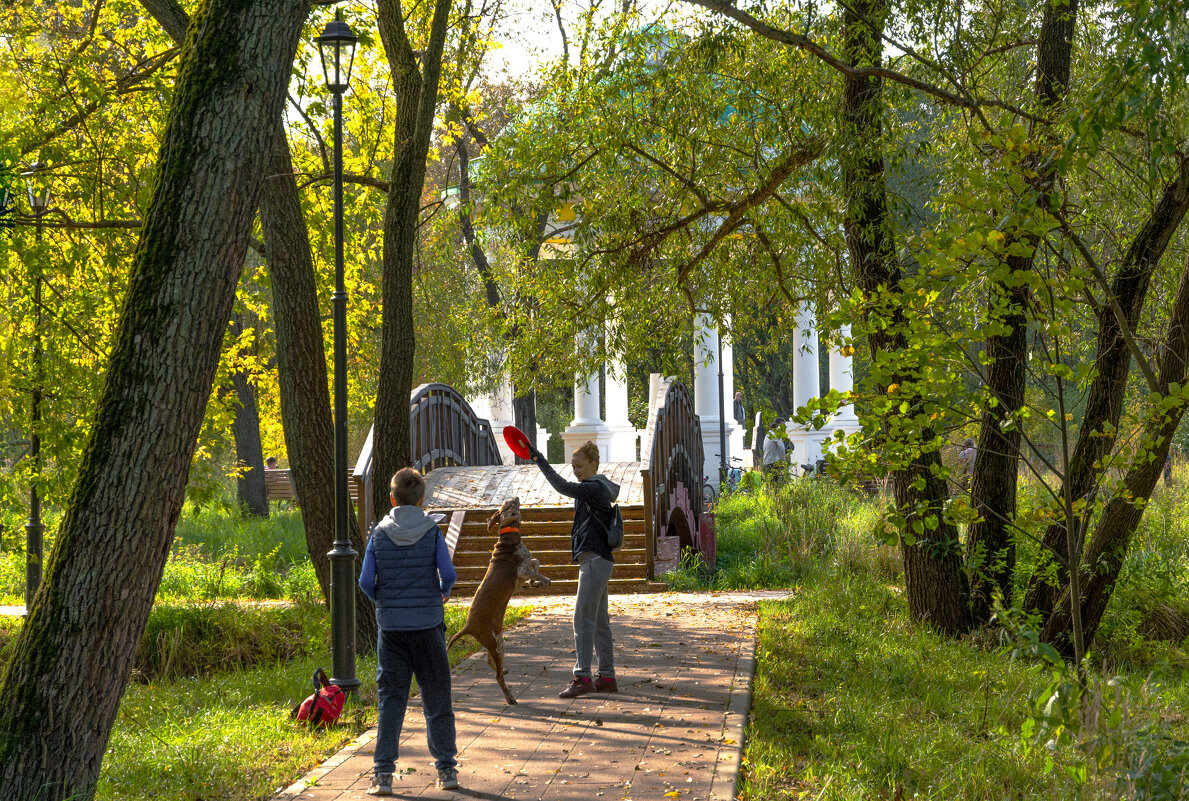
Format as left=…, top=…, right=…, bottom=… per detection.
left=762, top=418, right=789, bottom=482
left=733, top=392, right=748, bottom=450
left=957, top=438, right=976, bottom=490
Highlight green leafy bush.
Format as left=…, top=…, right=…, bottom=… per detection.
left=664, top=479, right=895, bottom=590
left=135, top=602, right=328, bottom=680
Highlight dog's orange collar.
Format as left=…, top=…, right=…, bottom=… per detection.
left=498, top=525, right=520, bottom=535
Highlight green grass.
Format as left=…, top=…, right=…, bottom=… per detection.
left=96, top=602, right=532, bottom=801
left=1, top=601, right=328, bottom=681
left=743, top=573, right=1189, bottom=799
left=0, top=498, right=538, bottom=800
left=664, top=479, right=895, bottom=590
left=1, top=504, right=319, bottom=605
left=695, top=480, right=1189, bottom=799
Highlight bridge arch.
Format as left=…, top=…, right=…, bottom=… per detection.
left=641, top=378, right=710, bottom=568
left=352, top=383, right=503, bottom=532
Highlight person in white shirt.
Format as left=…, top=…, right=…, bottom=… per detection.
left=762, top=418, right=790, bottom=483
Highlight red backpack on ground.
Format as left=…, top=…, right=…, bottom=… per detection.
left=291, top=668, right=345, bottom=727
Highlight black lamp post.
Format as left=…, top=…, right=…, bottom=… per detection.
left=316, top=11, right=360, bottom=695
left=20, top=164, right=50, bottom=609
left=716, top=328, right=728, bottom=493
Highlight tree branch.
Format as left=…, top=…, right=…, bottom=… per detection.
left=1053, top=211, right=1161, bottom=393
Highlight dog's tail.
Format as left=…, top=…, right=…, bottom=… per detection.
left=446, top=627, right=470, bottom=650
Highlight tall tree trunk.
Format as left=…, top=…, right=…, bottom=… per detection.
left=1041, top=262, right=1189, bottom=656
left=372, top=0, right=453, bottom=519
left=260, top=136, right=376, bottom=647
left=1024, top=155, right=1189, bottom=619
left=513, top=387, right=538, bottom=459
left=967, top=0, right=1078, bottom=622
left=141, top=0, right=378, bottom=661
left=231, top=314, right=269, bottom=517
left=841, top=0, right=972, bottom=635
left=0, top=2, right=309, bottom=797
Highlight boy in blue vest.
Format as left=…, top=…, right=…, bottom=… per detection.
left=359, top=467, right=459, bottom=795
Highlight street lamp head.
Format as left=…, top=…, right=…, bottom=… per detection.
left=20, top=162, right=51, bottom=214
left=26, top=184, right=50, bottom=215
left=316, top=11, right=358, bottom=94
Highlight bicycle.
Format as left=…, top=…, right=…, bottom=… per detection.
left=703, top=457, right=749, bottom=511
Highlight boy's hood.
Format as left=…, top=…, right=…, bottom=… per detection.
left=589, top=473, right=620, bottom=502
left=373, top=505, right=438, bottom=546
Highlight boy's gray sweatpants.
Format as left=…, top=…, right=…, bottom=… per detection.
left=573, top=553, right=615, bottom=678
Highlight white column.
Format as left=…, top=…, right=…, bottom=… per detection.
left=647, top=372, right=663, bottom=419
left=693, top=315, right=735, bottom=483
left=572, top=370, right=601, bottom=425
left=829, top=323, right=858, bottom=424
left=468, top=392, right=492, bottom=421
left=486, top=375, right=517, bottom=464
left=604, top=351, right=638, bottom=462
left=790, top=305, right=823, bottom=465
left=562, top=332, right=614, bottom=461
left=721, top=331, right=745, bottom=464
left=792, top=305, right=820, bottom=411
left=822, top=323, right=860, bottom=458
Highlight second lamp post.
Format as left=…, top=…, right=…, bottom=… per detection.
left=20, top=164, right=50, bottom=609
left=316, top=11, right=361, bottom=696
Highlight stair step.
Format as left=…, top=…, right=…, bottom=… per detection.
left=453, top=561, right=650, bottom=581
left=449, top=577, right=667, bottom=597
left=451, top=548, right=649, bottom=568
left=448, top=506, right=645, bottom=523
left=456, top=534, right=647, bottom=553
left=460, top=521, right=646, bottom=537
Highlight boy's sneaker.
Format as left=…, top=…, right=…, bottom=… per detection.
left=367, top=772, right=394, bottom=796
left=559, top=676, right=595, bottom=698
left=436, top=766, right=460, bottom=790
left=594, top=674, right=618, bottom=693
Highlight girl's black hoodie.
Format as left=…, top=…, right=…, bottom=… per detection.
left=532, top=453, right=620, bottom=563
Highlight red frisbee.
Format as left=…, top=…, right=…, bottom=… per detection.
left=503, top=425, right=533, bottom=460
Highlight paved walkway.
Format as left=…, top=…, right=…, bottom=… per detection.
left=274, top=591, right=785, bottom=801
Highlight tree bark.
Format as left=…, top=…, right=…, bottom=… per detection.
left=260, top=136, right=377, bottom=647
left=967, top=0, right=1078, bottom=622
left=372, top=0, right=454, bottom=519
left=458, top=140, right=502, bottom=310
left=0, top=2, right=309, bottom=797
left=142, top=0, right=379, bottom=660
left=841, top=0, right=972, bottom=635
left=231, top=314, right=269, bottom=518
left=1042, top=260, right=1189, bottom=656
left=1025, top=154, right=1189, bottom=619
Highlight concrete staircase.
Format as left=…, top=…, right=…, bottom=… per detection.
left=446, top=504, right=666, bottom=597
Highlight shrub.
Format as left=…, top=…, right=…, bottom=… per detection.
left=665, top=479, right=893, bottom=590
left=1, top=601, right=328, bottom=681
left=135, top=602, right=328, bottom=680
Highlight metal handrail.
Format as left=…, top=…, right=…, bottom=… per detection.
left=351, top=383, right=503, bottom=533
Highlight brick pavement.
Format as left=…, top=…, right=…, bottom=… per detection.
left=273, top=591, right=785, bottom=801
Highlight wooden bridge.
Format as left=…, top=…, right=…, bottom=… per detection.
left=348, top=381, right=712, bottom=596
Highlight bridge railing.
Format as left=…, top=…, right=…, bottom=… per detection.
left=640, top=379, right=705, bottom=575
left=352, top=383, right=503, bottom=534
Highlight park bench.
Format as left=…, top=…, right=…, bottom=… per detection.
left=264, top=468, right=297, bottom=502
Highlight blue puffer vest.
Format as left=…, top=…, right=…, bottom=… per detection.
left=372, top=526, right=444, bottom=631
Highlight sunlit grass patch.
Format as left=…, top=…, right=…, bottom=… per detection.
left=741, top=574, right=1189, bottom=800
left=664, top=480, right=896, bottom=590
left=96, top=602, right=532, bottom=801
